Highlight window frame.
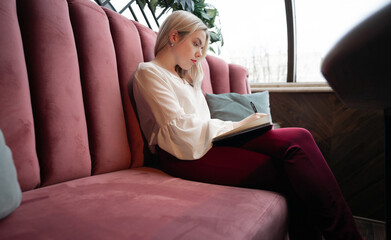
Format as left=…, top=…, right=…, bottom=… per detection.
left=285, top=0, right=297, bottom=83
left=94, top=0, right=301, bottom=84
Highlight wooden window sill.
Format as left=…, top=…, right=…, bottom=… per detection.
left=250, top=82, right=333, bottom=93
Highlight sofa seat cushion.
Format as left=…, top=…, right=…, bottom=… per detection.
left=0, top=167, right=288, bottom=240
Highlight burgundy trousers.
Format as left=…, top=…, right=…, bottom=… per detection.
left=158, top=128, right=363, bottom=240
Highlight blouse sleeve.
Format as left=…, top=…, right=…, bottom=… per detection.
left=133, top=65, right=233, bottom=160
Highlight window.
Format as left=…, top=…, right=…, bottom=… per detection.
left=295, top=0, right=391, bottom=82
left=210, top=0, right=391, bottom=83
left=208, top=0, right=287, bottom=83
left=94, top=0, right=391, bottom=83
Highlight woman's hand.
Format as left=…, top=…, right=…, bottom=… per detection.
left=232, top=113, right=268, bottom=129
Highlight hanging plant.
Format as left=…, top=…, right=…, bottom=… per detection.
left=139, top=0, right=224, bottom=54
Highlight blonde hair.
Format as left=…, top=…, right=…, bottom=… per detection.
left=155, top=10, right=209, bottom=84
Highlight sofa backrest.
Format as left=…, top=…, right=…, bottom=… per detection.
left=0, top=0, right=250, bottom=192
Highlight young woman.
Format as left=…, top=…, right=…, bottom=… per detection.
left=133, top=10, right=363, bottom=240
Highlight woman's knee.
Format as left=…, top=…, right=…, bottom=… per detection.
left=238, top=127, right=317, bottom=159
left=292, top=128, right=313, bottom=141
left=277, top=128, right=315, bottom=149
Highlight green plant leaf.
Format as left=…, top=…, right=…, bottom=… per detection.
left=149, top=0, right=158, bottom=12
left=206, top=8, right=216, bottom=19
left=200, top=11, right=210, bottom=21
left=138, top=0, right=147, bottom=9
left=175, top=0, right=194, bottom=11
left=187, top=0, right=195, bottom=11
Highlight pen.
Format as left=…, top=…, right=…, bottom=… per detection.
left=250, top=101, right=258, bottom=113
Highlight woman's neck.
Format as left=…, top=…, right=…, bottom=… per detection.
left=152, top=48, right=178, bottom=77
left=152, top=47, right=193, bottom=86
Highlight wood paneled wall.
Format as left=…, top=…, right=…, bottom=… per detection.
left=268, top=91, right=385, bottom=221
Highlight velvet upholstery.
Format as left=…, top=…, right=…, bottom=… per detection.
left=229, top=63, right=251, bottom=94
left=133, top=21, right=158, bottom=62
left=206, top=55, right=250, bottom=94
left=103, top=8, right=146, bottom=168
left=206, top=55, right=231, bottom=93
left=0, top=168, right=288, bottom=240
left=0, top=0, right=40, bottom=191
left=201, top=59, right=214, bottom=94
left=68, top=0, right=131, bottom=174
left=17, top=0, right=91, bottom=186
left=0, top=0, right=287, bottom=239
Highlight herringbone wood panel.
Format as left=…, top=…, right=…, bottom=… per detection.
left=269, top=91, right=385, bottom=221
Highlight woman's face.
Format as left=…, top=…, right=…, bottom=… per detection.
left=173, top=30, right=206, bottom=70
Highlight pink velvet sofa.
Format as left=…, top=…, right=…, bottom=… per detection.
left=0, top=0, right=288, bottom=239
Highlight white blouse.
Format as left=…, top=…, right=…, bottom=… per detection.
left=133, top=62, right=234, bottom=160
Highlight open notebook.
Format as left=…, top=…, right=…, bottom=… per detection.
left=213, top=115, right=272, bottom=146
